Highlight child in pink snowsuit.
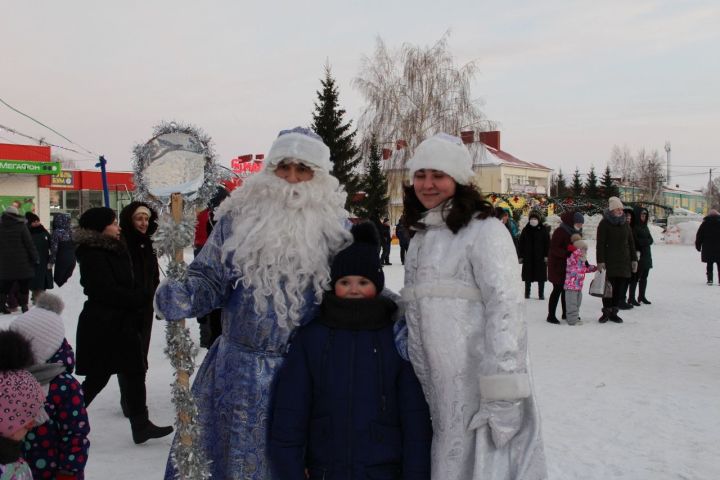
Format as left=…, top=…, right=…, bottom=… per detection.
left=564, top=237, right=597, bottom=325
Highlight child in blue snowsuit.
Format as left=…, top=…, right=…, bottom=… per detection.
left=269, top=223, right=432, bottom=480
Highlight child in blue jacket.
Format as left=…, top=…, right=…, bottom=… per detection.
left=270, top=223, right=432, bottom=480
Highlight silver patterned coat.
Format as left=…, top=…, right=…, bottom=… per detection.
left=401, top=207, right=547, bottom=480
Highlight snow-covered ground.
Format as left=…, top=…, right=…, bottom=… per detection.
left=2, top=243, right=718, bottom=479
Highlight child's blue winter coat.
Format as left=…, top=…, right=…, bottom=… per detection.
left=22, top=339, right=90, bottom=480
left=270, top=293, right=432, bottom=480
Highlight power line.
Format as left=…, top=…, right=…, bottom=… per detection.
left=0, top=123, right=96, bottom=159
left=0, top=97, right=97, bottom=156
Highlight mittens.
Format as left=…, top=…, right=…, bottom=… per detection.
left=469, top=400, right=525, bottom=449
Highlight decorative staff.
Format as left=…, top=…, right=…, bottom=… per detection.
left=132, top=122, right=223, bottom=479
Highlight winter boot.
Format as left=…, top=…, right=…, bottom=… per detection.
left=546, top=315, right=561, bottom=325
left=598, top=308, right=611, bottom=323
left=618, top=299, right=633, bottom=310
left=18, top=291, right=29, bottom=313
left=538, top=282, right=545, bottom=300
left=130, top=410, right=173, bottom=445
left=609, top=307, right=624, bottom=323
left=0, top=294, right=9, bottom=314
left=524, top=282, right=531, bottom=299
left=628, top=282, right=640, bottom=306
left=638, top=279, right=651, bottom=304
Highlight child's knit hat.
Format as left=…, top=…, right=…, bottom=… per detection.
left=0, top=330, right=45, bottom=438
left=10, top=293, right=65, bottom=363
left=330, top=222, right=385, bottom=292
left=573, top=238, right=588, bottom=250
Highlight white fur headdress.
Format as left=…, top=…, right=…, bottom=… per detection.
left=264, top=127, right=332, bottom=173
left=406, top=133, right=475, bottom=185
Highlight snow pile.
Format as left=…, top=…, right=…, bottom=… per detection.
left=649, top=223, right=665, bottom=243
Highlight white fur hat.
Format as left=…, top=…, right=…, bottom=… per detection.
left=10, top=293, right=65, bottom=363
left=608, top=196, right=624, bottom=211
left=406, top=133, right=475, bottom=185
left=264, top=127, right=332, bottom=173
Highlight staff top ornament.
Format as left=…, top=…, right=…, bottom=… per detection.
left=132, top=121, right=223, bottom=210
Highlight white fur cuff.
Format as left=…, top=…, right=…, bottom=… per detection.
left=479, top=374, right=531, bottom=401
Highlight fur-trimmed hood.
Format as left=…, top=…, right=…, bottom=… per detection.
left=73, top=228, right=127, bottom=257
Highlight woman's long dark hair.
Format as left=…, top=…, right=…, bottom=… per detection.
left=402, top=183, right=494, bottom=234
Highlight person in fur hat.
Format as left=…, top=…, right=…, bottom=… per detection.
left=400, top=133, right=546, bottom=479
left=0, top=330, right=46, bottom=480
left=270, top=222, right=432, bottom=479
left=563, top=235, right=598, bottom=326
left=11, top=293, right=90, bottom=480
left=73, top=207, right=172, bottom=445
left=154, top=127, right=352, bottom=479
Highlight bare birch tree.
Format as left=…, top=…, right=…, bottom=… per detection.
left=609, top=144, right=635, bottom=183
left=635, top=148, right=665, bottom=201
left=353, top=34, right=493, bottom=216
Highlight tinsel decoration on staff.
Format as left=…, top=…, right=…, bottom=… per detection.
left=132, top=121, right=225, bottom=480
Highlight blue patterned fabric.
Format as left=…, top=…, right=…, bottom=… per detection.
left=157, top=215, right=321, bottom=480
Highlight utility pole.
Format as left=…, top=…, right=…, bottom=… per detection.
left=664, top=141, right=671, bottom=186
left=709, top=168, right=714, bottom=211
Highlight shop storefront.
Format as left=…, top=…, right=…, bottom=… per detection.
left=38, top=169, right=135, bottom=225
left=1, top=142, right=135, bottom=226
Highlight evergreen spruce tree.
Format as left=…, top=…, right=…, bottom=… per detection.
left=357, top=136, right=389, bottom=222
left=600, top=165, right=620, bottom=199
left=571, top=168, right=584, bottom=198
left=311, top=64, right=362, bottom=211
left=584, top=166, right=600, bottom=199
left=555, top=169, right=568, bottom=197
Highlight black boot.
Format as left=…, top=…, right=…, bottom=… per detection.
left=546, top=315, right=560, bottom=325
left=638, top=279, right=651, bottom=304
left=524, top=282, right=531, bottom=299
left=628, top=281, right=640, bottom=306
left=609, top=307, right=624, bottom=323
left=618, top=300, right=633, bottom=310
left=0, top=294, right=9, bottom=314
left=130, top=410, right=173, bottom=444
left=598, top=308, right=610, bottom=323
left=120, top=397, right=130, bottom=418
left=538, top=282, right=545, bottom=300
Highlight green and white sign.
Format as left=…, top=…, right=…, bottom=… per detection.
left=0, top=159, right=62, bottom=175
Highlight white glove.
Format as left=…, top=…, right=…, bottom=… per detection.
left=468, top=400, right=524, bottom=449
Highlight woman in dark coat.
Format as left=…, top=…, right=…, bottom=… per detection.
left=74, top=207, right=172, bottom=444
left=695, top=209, right=720, bottom=285
left=0, top=206, right=38, bottom=313
left=518, top=211, right=550, bottom=299
left=596, top=197, right=637, bottom=323
left=50, top=213, right=76, bottom=287
left=546, top=210, right=584, bottom=324
left=119, top=202, right=160, bottom=362
left=628, top=206, right=653, bottom=305
left=25, top=212, right=53, bottom=303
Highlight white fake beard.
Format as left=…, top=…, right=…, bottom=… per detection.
left=217, top=170, right=352, bottom=330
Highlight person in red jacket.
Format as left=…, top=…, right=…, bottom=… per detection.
left=546, top=211, right=584, bottom=324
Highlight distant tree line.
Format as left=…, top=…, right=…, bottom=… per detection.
left=552, top=145, right=667, bottom=202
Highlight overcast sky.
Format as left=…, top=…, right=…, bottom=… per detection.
left=2, top=0, right=718, bottom=190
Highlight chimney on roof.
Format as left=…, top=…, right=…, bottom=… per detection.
left=478, top=131, right=501, bottom=150
left=460, top=130, right=474, bottom=144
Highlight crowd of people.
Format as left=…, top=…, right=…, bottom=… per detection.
left=2, top=126, right=717, bottom=480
